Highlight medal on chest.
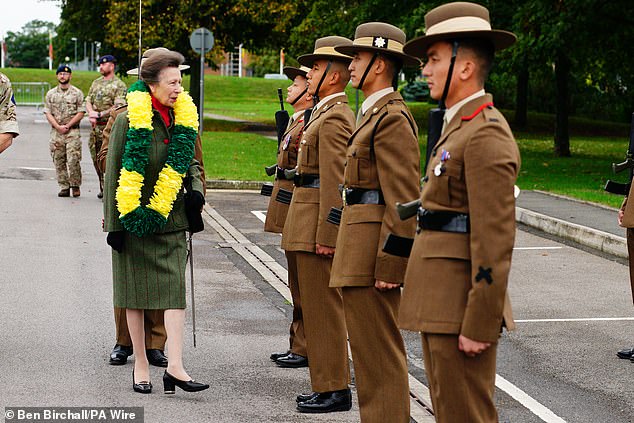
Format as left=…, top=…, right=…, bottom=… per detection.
left=282, top=133, right=292, bottom=150
left=433, top=149, right=451, bottom=176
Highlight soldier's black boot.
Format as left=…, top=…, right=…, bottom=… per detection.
left=58, top=188, right=70, bottom=197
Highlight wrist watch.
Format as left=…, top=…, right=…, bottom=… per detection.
left=98, top=112, right=101, bottom=119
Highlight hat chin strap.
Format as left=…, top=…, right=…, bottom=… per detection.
left=438, top=41, right=459, bottom=110
left=290, top=87, right=308, bottom=106
left=356, top=53, right=378, bottom=92
left=312, top=61, right=332, bottom=106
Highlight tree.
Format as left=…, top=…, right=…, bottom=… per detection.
left=5, top=20, right=56, bottom=68
left=55, top=0, right=109, bottom=67
left=102, top=0, right=308, bottom=109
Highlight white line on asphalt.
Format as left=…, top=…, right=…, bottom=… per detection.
left=514, top=246, right=563, bottom=250
left=516, top=317, right=634, bottom=323
left=496, top=375, right=567, bottom=423
left=17, top=166, right=54, bottom=171
left=251, top=210, right=267, bottom=223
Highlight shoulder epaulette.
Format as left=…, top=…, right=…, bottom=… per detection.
left=461, top=102, right=494, bottom=121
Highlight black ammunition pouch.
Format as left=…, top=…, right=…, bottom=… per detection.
left=294, top=174, right=320, bottom=188
left=275, top=188, right=293, bottom=205
left=326, top=207, right=343, bottom=226
left=417, top=209, right=470, bottom=234
left=382, top=234, right=414, bottom=258
left=343, top=188, right=384, bottom=206
left=260, top=183, right=274, bottom=197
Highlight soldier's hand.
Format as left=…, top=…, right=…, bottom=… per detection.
left=458, top=334, right=491, bottom=358
left=88, top=111, right=99, bottom=119
left=375, top=280, right=400, bottom=291
left=106, top=231, right=125, bottom=253
left=618, top=209, right=624, bottom=226
left=316, top=243, right=335, bottom=258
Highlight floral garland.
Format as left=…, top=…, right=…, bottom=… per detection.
left=115, top=80, right=198, bottom=237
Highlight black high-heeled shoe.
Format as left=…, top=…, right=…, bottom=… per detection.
left=132, top=369, right=152, bottom=394
left=163, top=370, right=209, bottom=394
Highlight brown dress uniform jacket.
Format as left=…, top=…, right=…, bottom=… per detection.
left=98, top=104, right=206, bottom=193
left=264, top=113, right=304, bottom=233
left=399, top=94, right=520, bottom=343
left=282, top=94, right=355, bottom=251
left=331, top=91, right=420, bottom=286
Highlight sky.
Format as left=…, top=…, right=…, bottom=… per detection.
left=0, top=0, right=61, bottom=37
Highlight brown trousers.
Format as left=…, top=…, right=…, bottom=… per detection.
left=342, top=287, right=410, bottom=423
left=114, top=307, right=167, bottom=350
left=421, top=333, right=498, bottom=423
left=285, top=251, right=307, bottom=356
left=295, top=251, right=349, bottom=392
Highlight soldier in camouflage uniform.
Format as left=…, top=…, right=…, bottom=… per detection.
left=85, top=55, right=127, bottom=198
left=44, top=65, right=85, bottom=197
left=0, top=72, right=19, bottom=154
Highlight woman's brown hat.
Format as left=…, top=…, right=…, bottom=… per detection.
left=127, top=47, right=190, bottom=75
left=334, top=22, right=420, bottom=67
left=298, top=36, right=354, bottom=67
left=404, top=2, right=516, bottom=57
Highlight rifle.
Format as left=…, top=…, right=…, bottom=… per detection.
left=605, top=112, right=634, bottom=196
left=275, top=88, right=289, bottom=147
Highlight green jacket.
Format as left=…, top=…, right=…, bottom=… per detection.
left=103, top=109, right=204, bottom=234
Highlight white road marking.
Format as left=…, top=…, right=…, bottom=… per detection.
left=514, top=246, right=563, bottom=250
left=496, top=375, right=567, bottom=423
left=16, top=166, right=54, bottom=171
left=516, top=317, right=634, bottom=323
left=251, top=210, right=267, bottom=223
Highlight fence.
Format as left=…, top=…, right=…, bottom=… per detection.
left=11, top=82, right=50, bottom=108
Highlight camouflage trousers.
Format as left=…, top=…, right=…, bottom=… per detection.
left=50, top=129, right=82, bottom=189
left=89, top=124, right=106, bottom=191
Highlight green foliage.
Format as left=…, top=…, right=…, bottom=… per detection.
left=5, top=20, right=56, bottom=68
left=401, top=81, right=429, bottom=102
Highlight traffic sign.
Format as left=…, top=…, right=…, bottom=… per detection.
left=190, top=28, right=214, bottom=55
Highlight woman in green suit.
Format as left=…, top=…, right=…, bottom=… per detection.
left=103, top=49, right=208, bottom=395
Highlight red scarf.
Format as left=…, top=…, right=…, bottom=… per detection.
left=151, top=95, right=171, bottom=127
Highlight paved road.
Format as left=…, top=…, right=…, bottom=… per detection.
left=2, top=106, right=634, bottom=422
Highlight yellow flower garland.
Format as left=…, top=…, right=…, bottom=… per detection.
left=115, top=80, right=198, bottom=237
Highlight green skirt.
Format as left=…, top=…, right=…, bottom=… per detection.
left=112, top=230, right=187, bottom=310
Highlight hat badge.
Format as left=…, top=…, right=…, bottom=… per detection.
left=373, top=36, right=387, bottom=48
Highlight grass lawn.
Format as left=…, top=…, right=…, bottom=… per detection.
left=201, top=131, right=278, bottom=181
left=200, top=126, right=628, bottom=208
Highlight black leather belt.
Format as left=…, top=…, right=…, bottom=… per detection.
left=276, top=167, right=286, bottom=179
left=294, top=174, right=320, bottom=188
left=343, top=188, right=384, bottom=206
left=417, top=209, right=470, bottom=233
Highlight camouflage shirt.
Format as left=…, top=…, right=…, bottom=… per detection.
left=44, top=85, right=85, bottom=125
left=86, top=76, right=127, bottom=113
left=0, top=72, right=19, bottom=135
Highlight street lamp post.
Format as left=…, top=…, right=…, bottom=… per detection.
left=71, top=37, right=77, bottom=67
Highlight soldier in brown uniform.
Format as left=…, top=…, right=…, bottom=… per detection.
left=86, top=54, right=127, bottom=198
left=98, top=48, right=202, bottom=368
left=398, top=3, right=519, bottom=423
left=267, top=65, right=312, bottom=368
left=43, top=65, right=85, bottom=197
left=0, top=72, right=19, bottom=154
left=329, top=23, right=421, bottom=423
left=281, top=36, right=355, bottom=413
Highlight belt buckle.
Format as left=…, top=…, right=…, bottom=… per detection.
left=342, top=188, right=347, bottom=206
